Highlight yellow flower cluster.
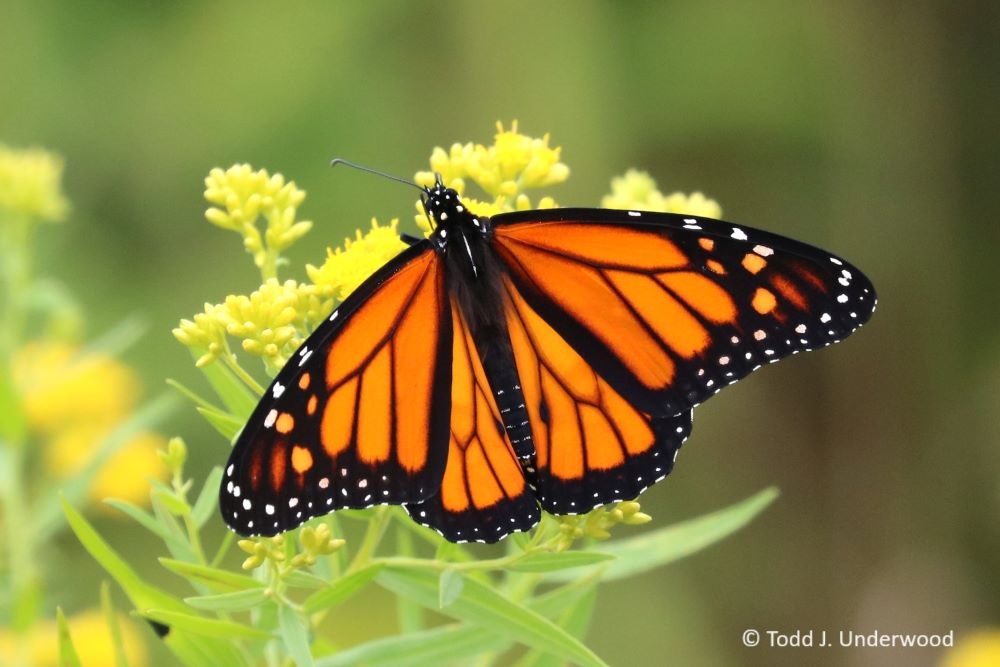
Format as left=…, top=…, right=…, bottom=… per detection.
left=555, top=500, right=651, bottom=550
left=414, top=121, right=567, bottom=233
left=307, top=218, right=407, bottom=302
left=942, top=630, right=1000, bottom=667
left=238, top=524, right=344, bottom=571
left=0, top=144, right=69, bottom=223
left=204, top=164, right=313, bottom=279
left=12, top=342, right=167, bottom=506
left=178, top=166, right=410, bottom=376
left=174, top=279, right=334, bottom=373
left=0, top=608, right=146, bottom=666
left=602, top=169, right=723, bottom=219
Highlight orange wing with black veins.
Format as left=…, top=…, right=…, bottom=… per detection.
left=221, top=246, right=452, bottom=536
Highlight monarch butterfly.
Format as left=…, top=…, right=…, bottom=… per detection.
left=220, top=170, right=876, bottom=543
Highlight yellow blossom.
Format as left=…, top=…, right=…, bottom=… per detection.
left=203, top=164, right=312, bottom=279
left=11, top=341, right=168, bottom=507
left=12, top=342, right=138, bottom=435
left=555, top=500, right=652, bottom=550
left=941, top=630, right=1000, bottom=667
left=0, top=144, right=69, bottom=223
left=307, top=218, right=407, bottom=301
left=174, top=279, right=335, bottom=373
left=0, top=608, right=147, bottom=666
left=46, top=429, right=168, bottom=507
left=602, top=169, right=722, bottom=219
left=414, top=121, right=567, bottom=230
left=172, top=302, right=228, bottom=367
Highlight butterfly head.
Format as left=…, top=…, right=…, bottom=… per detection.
left=421, top=174, right=477, bottom=233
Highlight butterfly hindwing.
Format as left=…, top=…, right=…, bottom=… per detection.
left=492, top=209, right=876, bottom=416
left=502, top=275, right=693, bottom=514
left=405, top=298, right=541, bottom=543
left=220, top=243, right=452, bottom=536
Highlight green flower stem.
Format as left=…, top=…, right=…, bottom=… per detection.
left=0, top=216, right=31, bottom=360
left=211, top=530, right=236, bottom=568
left=347, top=506, right=392, bottom=573
left=3, top=447, right=40, bottom=637
left=220, top=340, right=266, bottom=395
left=259, top=247, right=278, bottom=283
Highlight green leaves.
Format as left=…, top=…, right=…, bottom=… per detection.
left=303, top=563, right=383, bottom=614
left=378, top=566, right=609, bottom=667
left=549, top=487, right=779, bottom=583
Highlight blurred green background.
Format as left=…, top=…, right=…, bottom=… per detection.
left=2, top=1, right=998, bottom=665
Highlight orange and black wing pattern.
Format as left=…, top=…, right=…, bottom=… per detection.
left=502, top=275, right=693, bottom=514
left=405, top=298, right=540, bottom=543
left=492, top=209, right=877, bottom=417
left=221, top=243, right=452, bottom=536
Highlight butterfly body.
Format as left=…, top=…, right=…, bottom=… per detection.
left=221, top=177, right=876, bottom=543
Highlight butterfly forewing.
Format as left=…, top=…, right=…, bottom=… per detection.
left=220, top=244, right=452, bottom=536
left=492, top=209, right=876, bottom=417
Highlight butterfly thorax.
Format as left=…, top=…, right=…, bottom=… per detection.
left=421, top=181, right=504, bottom=332
left=422, top=181, right=535, bottom=459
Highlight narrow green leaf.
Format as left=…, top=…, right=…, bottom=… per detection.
left=378, top=567, right=608, bottom=667
left=196, top=351, right=259, bottom=419
left=152, top=488, right=191, bottom=516
left=284, top=569, right=330, bottom=590
left=196, top=405, right=244, bottom=440
left=517, top=586, right=598, bottom=667
left=103, top=499, right=170, bottom=541
left=78, top=316, right=147, bottom=361
left=438, top=568, right=464, bottom=608
left=184, top=588, right=269, bottom=612
left=150, top=495, right=199, bottom=564
left=394, top=527, right=424, bottom=633
left=143, top=609, right=272, bottom=640
left=530, top=571, right=603, bottom=619
left=320, top=572, right=605, bottom=667
left=548, top=487, right=779, bottom=583
left=101, top=581, right=130, bottom=667
left=56, top=607, right=83, bottom=667
left=508, top=550, right=615, bottom=573
left=303, top=563, right=383, bottom=614
left=63, top=501, right=250, bottom=666
left=314, top=622, right=506, bottom=667
left=279, top=605, right=314, bottom=667
left=160, top=558, right=260, bottom=592
left=166, top=377, right=226, bottom=414
left=191, top=466, right=224, bottom=528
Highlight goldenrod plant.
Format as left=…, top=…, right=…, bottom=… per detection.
left=0, top=145, right=172, bottom=665
left=60, top=125, right=778, bottom=666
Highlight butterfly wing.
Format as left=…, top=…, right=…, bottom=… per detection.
left=491, top=209, right=876, bottom=416
left=220, top=242, right=452, bottom=536
left=502, top=274, right=693, bottom=514
left=405, top=297, right=541, bottom=543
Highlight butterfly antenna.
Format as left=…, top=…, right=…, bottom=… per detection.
left=329, top=158, right=424, bottom=192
